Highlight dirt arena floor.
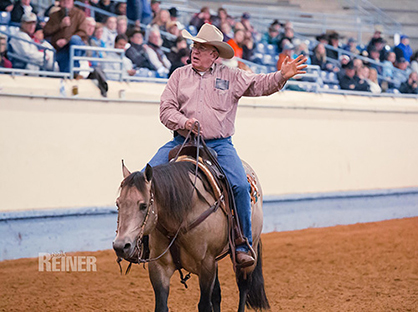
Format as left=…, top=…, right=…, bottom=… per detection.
left=1, top=217, right=417, bottom=311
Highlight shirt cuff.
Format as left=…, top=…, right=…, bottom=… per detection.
left=276, top=70, right=287, bottom=90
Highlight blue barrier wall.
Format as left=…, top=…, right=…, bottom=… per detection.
left=1, top=188, right=417, bottom=261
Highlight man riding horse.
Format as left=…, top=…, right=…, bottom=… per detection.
left=147, top=23, right=307, bottom=267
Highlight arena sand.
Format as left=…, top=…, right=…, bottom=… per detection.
left=1, top=217, right=417, bottom=311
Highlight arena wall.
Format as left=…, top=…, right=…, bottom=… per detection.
left=0, top=75, right=418, bottom=212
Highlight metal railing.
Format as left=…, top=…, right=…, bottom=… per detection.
left=69, top=45, right=124, bottom=80
left=0, top=67, right=70, bottom=78
left=0, top=28, right=56, bottom=71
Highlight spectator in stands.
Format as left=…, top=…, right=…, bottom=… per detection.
left=368, top=46, right=382, bottom=75
left=0, top=34, right=12, bottom=68
left=240, top=12, right=257, bottom=40
left=116, top=15, right=127, bottom=36
left=85, top=16, right=96, bottom=37
left=382, top=51, right=396, bottom=80
left=336, top=55, right=350, bottom=82
left=162, top=21, right=181, bottom=50
left=343, top=37, right=360, bottom=55
left=277, top=26, right=294, bottom=53
left=152, top=9, right=170, bottom=32
left=339, top=61, right=369, bottom=92
left=150, top=0, right=160, bottom=19
left=189, top=6, right=211, bottom=31
left=9, top=13, right=56, bottom=71
left=395, top=57, right=410, bottom=71
left=144, top=25, right=171, bottom=77
left=220, top=22, right=233, bottom=42
left=293, top=41, right=311, bottom=65
left=311, top=43, right=334, bottom=72
left=316, top=33, right=328, bottom=45
left=212, top=7, right=231, bottom=29
left=93, top=0, right=114, bottom=23
left=410, top=51, right=418, bottom=74
left=366, top=67, right=381, bottom=94
left=166, top=36, right=188, bottom=64
left=369, top=37, right=388, bottom=62
left=355, top=65, right=371, bottom=92
left=261, top=26, right=281, bottom=46
left=102, top=34, right=136, bottom=80
left=399, top=72, right=418, bottom=94
left=126, top=0, right=152, bottom=27
left=44, top=0, right=59, bottom=17
left=87, top=21, right=106, bottom=67
left=168, top=47, right=189, bottom=77
left=0, top=0, right=13, bottom=12
left=114, top=2, right=126, bottom=16
left=242, top=29, right=254, bottom=61
left=277, top=42, right=294, bottom=70
left=125, top=29, right=154, bottom=70
left=168, top=7, right=184, bottom=29
left=393, top=57, right=411, bottom=88
left=270, top=19, right=282, bottom=34
left=394, top=35, right=413, bottom=63
left=90, top=22, right=105, bottom=46
left=353, top=58, right=363, bottom=71
left=84, top=17, right=102, bottom=67
left=10, top=0, right=38, bottom=25
left=367, top=25, right=384, bottom=54
left=43, top=0, right=88, bottom=73
left=326, top=31, right=341, bottom=60
left=102, top=16, right=117, bottom=48
left=227, top=29, right=245, bottom=59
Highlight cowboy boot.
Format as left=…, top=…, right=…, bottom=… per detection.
left=236, top=250, right=255, bottom=268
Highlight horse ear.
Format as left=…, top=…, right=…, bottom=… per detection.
left=122, top=159, right=131, bottom=178
left=144, top=163, right=153, bottom=183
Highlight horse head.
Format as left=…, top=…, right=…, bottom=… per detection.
left=113, top=161, right=157, bottom=262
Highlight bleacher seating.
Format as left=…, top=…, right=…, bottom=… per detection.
left=0, top=12, right=11, bottom=25
left=0, top=0, right=415, bottom=96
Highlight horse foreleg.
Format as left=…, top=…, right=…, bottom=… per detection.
left=211, top=264, right=221, bottom=312
left=198, top=259, right=217, bottom=312
left=148, top=261, right=175, bottom=312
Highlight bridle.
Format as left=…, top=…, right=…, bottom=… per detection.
left=116, top=188, right=184, bottom=275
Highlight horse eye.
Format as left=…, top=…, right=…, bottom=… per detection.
left=139, top=203, right=147, bottom=211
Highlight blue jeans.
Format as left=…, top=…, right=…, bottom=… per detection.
left=56, top=35, right=85, bottom=73
left=148, top=135, right=252, bottom=251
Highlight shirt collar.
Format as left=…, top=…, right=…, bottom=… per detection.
left=191, top=62, right=216, bottom=75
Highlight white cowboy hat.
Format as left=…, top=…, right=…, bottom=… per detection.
left=181, top=23, right=234, bottom=59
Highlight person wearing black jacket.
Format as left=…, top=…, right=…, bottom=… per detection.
left=339, top=61, right=370, bottom=92
left=10, top=0, right=38, bottom=25
left=0, top=0, right=13, bottom=12
left=125, top=30, right=155, bottom=70
left=399, top=72, right=418, bottom=94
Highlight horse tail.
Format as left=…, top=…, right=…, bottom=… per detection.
left=238, top=240, right=270, bottom=311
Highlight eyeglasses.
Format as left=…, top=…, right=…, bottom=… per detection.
left=191, top=43, right=215, bottom=53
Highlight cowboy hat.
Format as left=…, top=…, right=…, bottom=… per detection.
left=181, top=23, right=234, bottom=59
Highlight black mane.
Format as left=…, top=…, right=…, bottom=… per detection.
left=122, top=162, right=197, bottom=225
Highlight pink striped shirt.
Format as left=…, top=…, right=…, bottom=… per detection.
left=160, top=63, right=287, bottom=140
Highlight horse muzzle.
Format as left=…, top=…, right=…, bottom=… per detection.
left=112, top=237, right=136, bottom=260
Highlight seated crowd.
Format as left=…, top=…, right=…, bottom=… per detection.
left=0, top=0, right=417, bottom=94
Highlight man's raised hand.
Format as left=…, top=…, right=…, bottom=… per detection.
left=280, top=55, right=308, bottom=80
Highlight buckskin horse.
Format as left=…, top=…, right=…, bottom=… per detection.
left=113, top=143, right=269, bottom=311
